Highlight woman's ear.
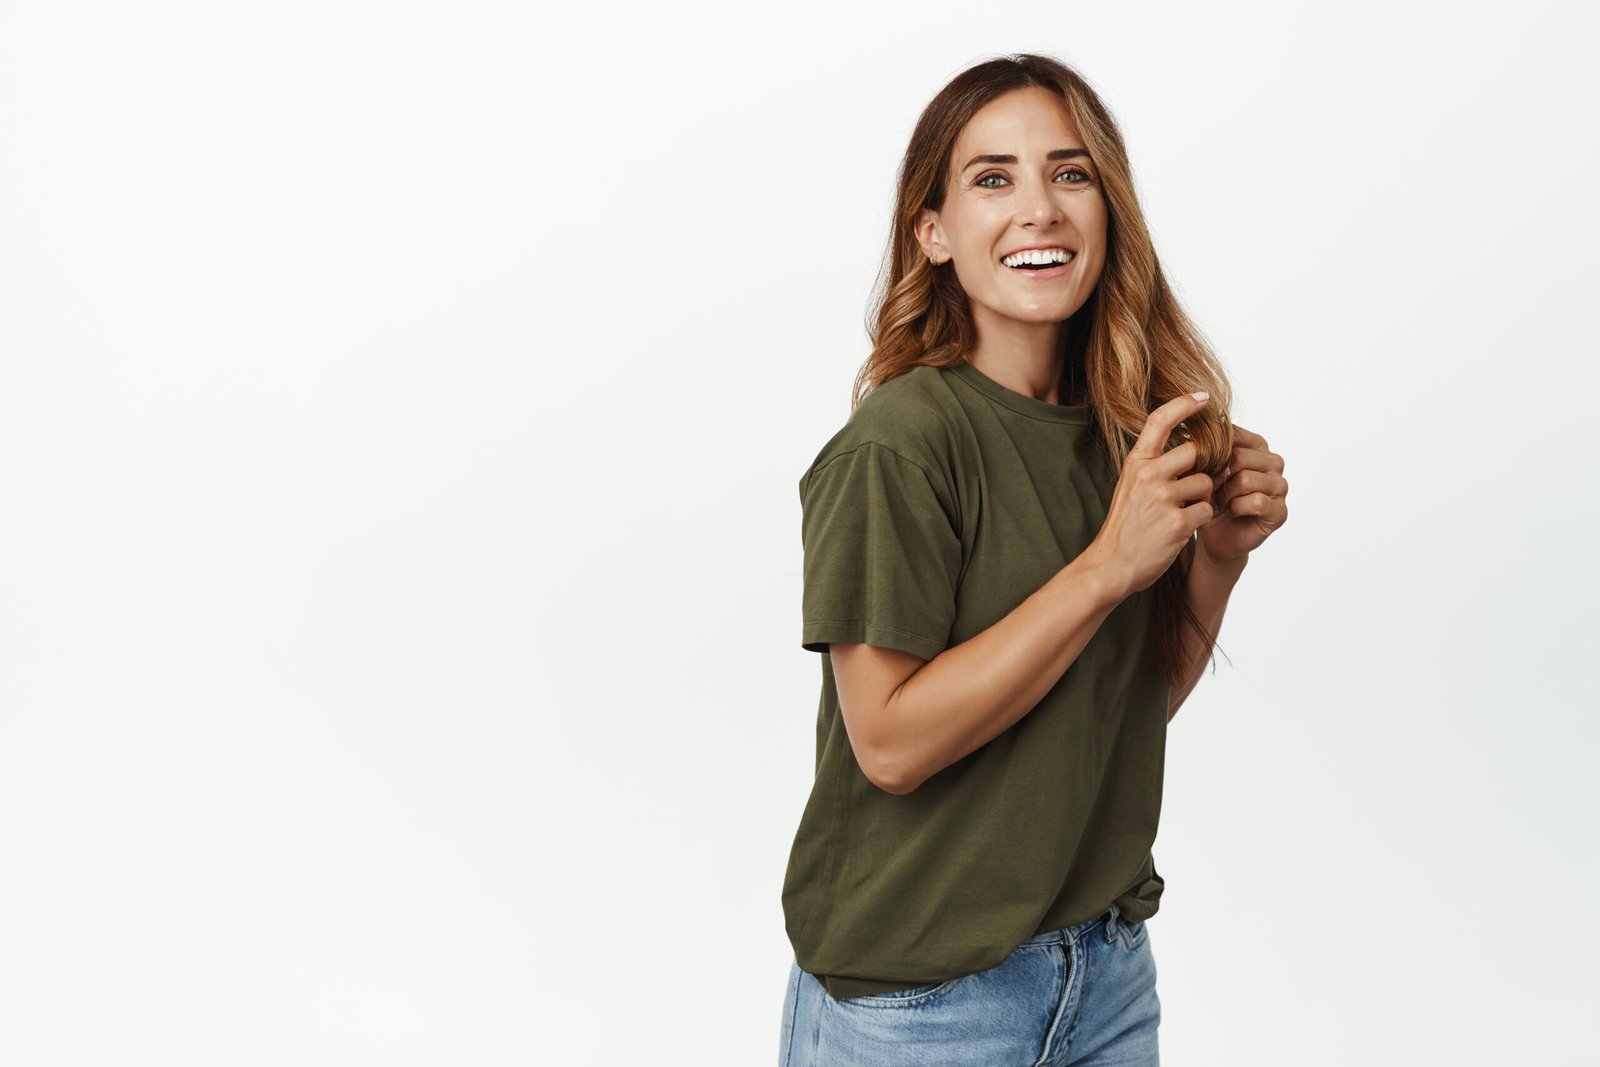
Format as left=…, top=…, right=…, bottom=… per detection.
left=914, top=208, right=948, bottom=264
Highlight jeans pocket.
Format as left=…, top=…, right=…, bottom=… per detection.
left=837, top=976, right=964, bottom=1008
left=1120, top=919, right=1148, bottom=950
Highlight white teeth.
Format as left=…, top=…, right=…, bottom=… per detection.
left=1001, top=248, right=1075, bottom=268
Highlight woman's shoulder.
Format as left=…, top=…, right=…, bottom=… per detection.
left=809, top=365, right=964, bottom=475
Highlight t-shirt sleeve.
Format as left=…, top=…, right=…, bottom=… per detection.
left=799, top=441, right=962, bottom=661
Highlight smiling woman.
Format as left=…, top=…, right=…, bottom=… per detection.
left=776, top=51, right=1277, bottom=1067
left=916, top=93, right=1108, bottom=328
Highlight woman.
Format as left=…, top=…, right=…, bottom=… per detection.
left=776, top=53, right=1289, bottom=1066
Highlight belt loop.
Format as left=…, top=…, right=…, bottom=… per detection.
left=1105, top=901, right=1120, bottom=943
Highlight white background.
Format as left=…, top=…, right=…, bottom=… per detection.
left=2, top=1, right=1596, bottom=1064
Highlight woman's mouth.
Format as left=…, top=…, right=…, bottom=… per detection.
left=1000, top=249, right=1076, bottom=279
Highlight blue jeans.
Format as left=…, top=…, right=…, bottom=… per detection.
left=779, top=903, right=1159, bottom=1066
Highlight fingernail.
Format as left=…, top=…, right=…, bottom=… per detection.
left=1191, top=391, right=1209, bottom=401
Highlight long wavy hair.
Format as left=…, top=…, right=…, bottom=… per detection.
left=851, top=52, right=1235, bottom=694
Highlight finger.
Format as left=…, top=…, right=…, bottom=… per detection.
left=1225, top=445, right=1284, bottom=476
left=1227, top=424, right=1270, bottom=450
left=1221, top=488, right=1289, bottom=531
left=1130, top=392, right=1211, bottom=460
left=1219, top=469, right=1288, bottom=506
left=1176, top=469, right=1214, bottom=505
left=1212, top=470, right=1244, bottom=511
left=1221, top=490, right=1275, bottom=518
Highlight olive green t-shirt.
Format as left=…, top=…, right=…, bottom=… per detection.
left=781, top=358, right=1170, bottom=1001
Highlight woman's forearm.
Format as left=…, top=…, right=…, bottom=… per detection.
left=1167, top=544, right=1248, bottom=722
left=878, top=548, right=1131, bottom=794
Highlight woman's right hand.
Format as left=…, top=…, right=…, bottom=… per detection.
left=1085, top=392, right=1217, bottom=597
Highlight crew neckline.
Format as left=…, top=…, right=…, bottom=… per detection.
left=946, top=358, right=1091, bottom=424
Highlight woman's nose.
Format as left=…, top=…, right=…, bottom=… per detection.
left=1017, top=178, right=1062, bottom=225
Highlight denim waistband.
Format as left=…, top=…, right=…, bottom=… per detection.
left=1019, top=901, right=1128, bottom=947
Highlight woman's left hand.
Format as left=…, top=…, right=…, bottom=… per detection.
left=1197, top=423, right=1288, bottom=566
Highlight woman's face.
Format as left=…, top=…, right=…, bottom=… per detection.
left=915, top=86, right=1108, bottom=332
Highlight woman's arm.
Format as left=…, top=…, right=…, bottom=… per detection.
left=831, top=547, right=1131, bottom=795
left=1166, top=543, right=1248, bottom=723
left=832, top=392, right=1221, bottom=795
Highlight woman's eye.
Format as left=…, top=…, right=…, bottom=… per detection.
left=975, top=169, right=1091, bottom=189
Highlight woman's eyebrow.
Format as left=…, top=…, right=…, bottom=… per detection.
left=961, top=148, right=1090, bottom=172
